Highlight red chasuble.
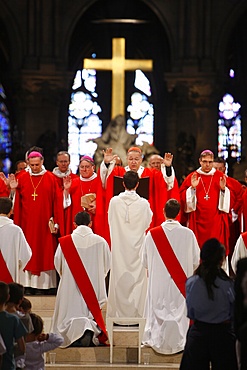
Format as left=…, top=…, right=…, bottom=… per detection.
left=13, top=171, right=62, bottom=275
left=0, top=178, right=9, bottom=197
left=65, top=176, right=99, bottom=235
left=59, top=235, right=108, bottom=344
left=53, top=173, right=78, bottom=236
left=150, top=226, right=187, bottom=297
left=95, top=166, right=179, bottom=245
left=226, top=176, right=244, bottom=256
left=180, top=169, right=230, bottom=253
left=0, top=251, right=13, bottom=283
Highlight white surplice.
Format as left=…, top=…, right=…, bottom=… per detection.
left=107, top=190, right=153, bottom=323
left=51, top=225, right=110, bottom=348
left=231, top=234, right=247, bottom=274
left=142, top=220, right=200, bottom=354
left=0, top=216, right=32, bottom=282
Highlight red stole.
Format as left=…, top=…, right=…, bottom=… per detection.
left=150, top=226, right=187, bottom=297
left=242, top=232, right=247, bottom=249
left=59, top=235, right=108, bottom=344
left=0, top=251, right=13, bottom=283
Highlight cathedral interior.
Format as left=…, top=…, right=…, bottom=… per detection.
left=1, top=0, right=247, bottom=183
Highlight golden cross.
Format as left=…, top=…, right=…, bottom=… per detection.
left=32, top=192, right=38, bottom=201
left=83, top=38, right=153, bottom=118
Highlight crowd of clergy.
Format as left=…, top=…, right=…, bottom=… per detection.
left=1, top=144, right=247, bottom=369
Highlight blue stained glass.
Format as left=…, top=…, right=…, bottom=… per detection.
left=0, top=85, right=11, bottom=174
left=68, top=69, right=102, bottom=173
left=126, top=69, right=154, bottom=146
left=218, top=93, right=241, bottom=161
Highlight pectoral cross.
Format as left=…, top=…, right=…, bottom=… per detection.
left=204, top=194, right=210, bottom=200
left=32, top=192, right=38, bottom=201
left=83, top=38, right=153, bottom=118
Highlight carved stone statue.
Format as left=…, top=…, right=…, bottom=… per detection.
left=92, top=115, right=160, bottom=168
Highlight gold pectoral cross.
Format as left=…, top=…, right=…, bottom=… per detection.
left=84, top=38, right=153, bottom=118
left=32, top=192, right=38, bottom=201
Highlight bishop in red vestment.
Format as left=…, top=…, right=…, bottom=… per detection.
left=95, top=147, right=180, bottom=245
left=13, top=151, right=62, bottom=289
left=63, top=156, right=99, bottom=235
left=180, top=150, right=231, bottom=253
left=213, top=157, right=244, bottom=262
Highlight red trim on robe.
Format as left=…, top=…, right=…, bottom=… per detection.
left=150, top=226, right=187, bottom=298
left=59, top=235, right=108, bottom=344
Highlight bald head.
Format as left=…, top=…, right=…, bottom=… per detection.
left=149, top=155, right=163, bottom=171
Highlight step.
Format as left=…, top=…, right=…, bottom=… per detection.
left=45, top=347, right=182, bottom=365
left=45, top=364, right=180, bottom=369
left=28, top=296, right=183, bottom=369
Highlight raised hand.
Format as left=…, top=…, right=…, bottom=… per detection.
left=0, top=172, right=8, bottom=185
left=220, top=174, right=226, bottom=191
left=63, top=175, right=72, bottom=191
left=163, top=153, right=173, bottom=167
left=102, top=148, right=118, bottom=164
left=7, top=174, right=18, bottom=190
left=191, top=172, right=200, bottom=188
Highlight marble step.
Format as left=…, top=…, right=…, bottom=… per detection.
left=45, top=364, right=180, bottom=369
left=45, top=347, right=182, bottom=365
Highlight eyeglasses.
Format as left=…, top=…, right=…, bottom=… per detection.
left=80, top=165, right=92, bottom=169
left=57, top=160, right=69, bottom=163
left=201, top=160, right=213, bottom=164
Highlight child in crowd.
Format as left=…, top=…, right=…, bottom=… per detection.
left=6, top=283, right=33, bottom=369
left=19, top=297, right=32, bottom=315
left=25, top=313, right=63, bottom=370
left=0, top=282, right=26, bottom=370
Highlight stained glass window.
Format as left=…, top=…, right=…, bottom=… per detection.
left=0, top=84, right=11, bottom=174
left=126, top=70, right=154, bottom=145
left=68, top=69, right=102, bottom=173
left=218, top=93, right=241, bottom=161
left=68, top=66, right=154, bottom=172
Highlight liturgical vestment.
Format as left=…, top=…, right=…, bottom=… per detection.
left=231, top=232, right=247, bottom=274
left=142, top=220, right=200, bottom=354
left=14, top=169, right=61, bottom=289
left=64, top=174, right=99, bottom=235
left=179, top=168, right=230, bottom=252
left=107, top=190, right=152, bottom=323
left=51, top=225, right=110, bottom=347
left=96, top=163, right=178, bottom=245
left=0, top=216, right=32, bottom=283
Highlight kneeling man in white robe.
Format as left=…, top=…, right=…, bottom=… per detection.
left=51, top=211, right=110, bottom=347
left=142, top=199, right=200, bottom=354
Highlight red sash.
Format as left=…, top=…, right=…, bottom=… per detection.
left=59, top=235, right=108, bottom=344
left=150, top=226, right=187, bottom=297
left=241, top=231, right=247, bottom=249
left=0, top=251, right=13, bottom=283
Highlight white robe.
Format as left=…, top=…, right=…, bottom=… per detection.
left=142, top=220, right=200, bottom=354
left=231, top=234, right=247, bottom=274
left=0, top=216, right=32, bottom=282
left=51, top=225, right=110, bottom=348
left=107, top=190, right=153, bottom=323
